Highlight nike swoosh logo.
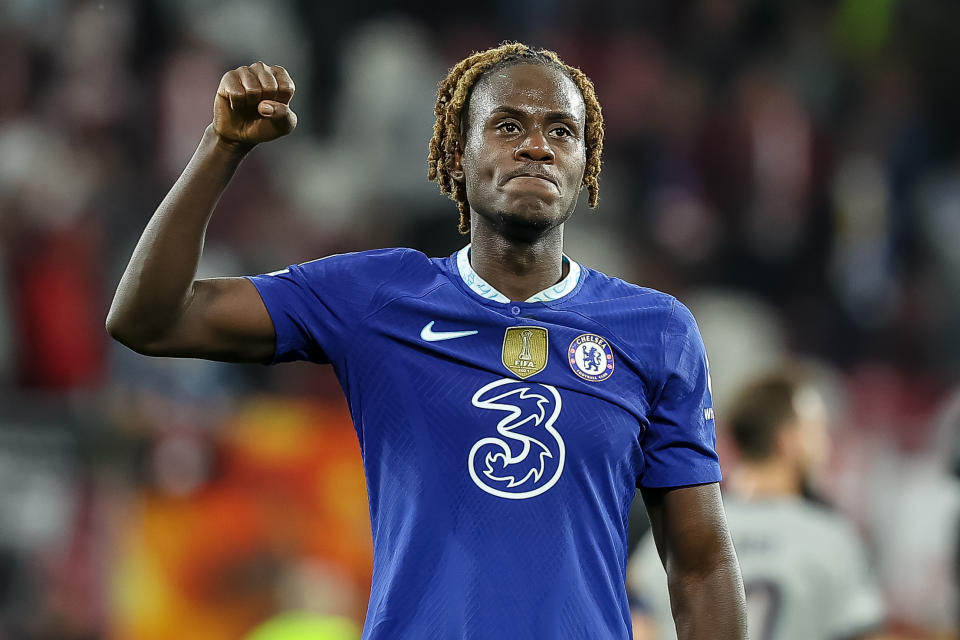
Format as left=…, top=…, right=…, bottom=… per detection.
left=420, top=321, right=478, bottom=342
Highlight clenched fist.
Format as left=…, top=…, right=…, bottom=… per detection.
left=213, top=62, right=297, bottom=147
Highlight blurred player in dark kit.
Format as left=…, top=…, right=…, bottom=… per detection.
left=629, top=368, right=885, bottom=639
left=108, top=43, right=746, bottom=639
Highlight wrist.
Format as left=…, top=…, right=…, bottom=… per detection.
left=202, top=124, right=254, bottom=159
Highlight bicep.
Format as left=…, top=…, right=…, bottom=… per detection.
left=146, top=277, right=276, bottom=363
left=643, top=483, right=747, bottom=638
left=641, top=483, right=735, bottom=577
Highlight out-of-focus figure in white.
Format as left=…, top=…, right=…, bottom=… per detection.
left=628, top=368, right=886, bottom=640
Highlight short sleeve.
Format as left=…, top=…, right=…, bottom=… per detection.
left=638, top=299, right=722, bottom=488
left=245, top=249, right=409, bottom=365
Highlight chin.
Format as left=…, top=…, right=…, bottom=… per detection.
left=500, top=203, right=554, bottom=224
left=472, top=193, right=573, bottom=241
left=505, top=193, right=568, bottom=222
left=492, top=207, right=559, bottom=240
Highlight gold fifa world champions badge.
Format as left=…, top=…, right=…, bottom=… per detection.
left=502, top=326, right=548, bottom=378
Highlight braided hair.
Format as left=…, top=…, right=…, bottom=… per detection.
left=427, top=42, right=604, bottom=234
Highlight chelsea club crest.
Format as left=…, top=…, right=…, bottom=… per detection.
left=568, top=334, right=614, bottom=382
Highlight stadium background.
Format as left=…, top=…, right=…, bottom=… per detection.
left=1, top=0, right=959, bottom=637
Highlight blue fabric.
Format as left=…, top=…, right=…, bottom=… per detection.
left=246, top=248, right=720, bottom=640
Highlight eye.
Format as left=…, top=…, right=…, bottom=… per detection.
left=496, top=122, right=520, bottom=134
left=551, top=126, right=573, bottom=138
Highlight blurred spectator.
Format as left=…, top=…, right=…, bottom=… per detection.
left=0, top=0, right=958, bottom=636
left=628, top=367, right=886, bottom=639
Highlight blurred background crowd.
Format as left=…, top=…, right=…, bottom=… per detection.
left=1, top=0, right=959, bottom=638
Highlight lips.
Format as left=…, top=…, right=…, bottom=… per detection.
left=503, top=168, right=558, bottom=188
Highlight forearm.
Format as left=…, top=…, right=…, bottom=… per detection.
left=106, top=125, right=249, bottom=347
left=668, top=548, right=747, bottom=640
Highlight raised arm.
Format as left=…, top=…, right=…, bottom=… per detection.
left=106, top=62, right=297, bottom=363
left=641, top=482, right=748, bottom=640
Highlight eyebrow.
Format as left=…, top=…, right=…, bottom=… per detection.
left=488, top=105, right=581, bottom=125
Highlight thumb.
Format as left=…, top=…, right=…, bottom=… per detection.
left=257, top=100, right=297, bottom=132
left=258, top=100, right=287, bottom=117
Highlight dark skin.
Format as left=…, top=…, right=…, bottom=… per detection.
left=106, top=61, right=285, bottom=363
left=642, top=484, right=747, bottom=639
left=451, top=64, right=585, bottom=302
left=107, top=61, right=746, bottom=639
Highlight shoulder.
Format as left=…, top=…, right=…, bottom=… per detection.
left=576, top=267, right=679, bottom=315
left=298, top=247, right=429, bottom=274
left=784, top=502, right=879, bottom=590
left=292, top=247, right=442, bottom=287
left=278, top=247, right=443, bottom=310
left=734, top=498, right=867, bottom=552
left=572, top=268, right=688, bottom=335
left=575, top=267, right=705, bottom=360
left=798, top=502, right=866, bottom=550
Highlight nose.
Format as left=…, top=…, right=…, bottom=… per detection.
left=515, top=129, right=554, bottom=163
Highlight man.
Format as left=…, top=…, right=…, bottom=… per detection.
left=628, top=369, right=886, bottom=639
left=107, top=43, right=746, bottom=639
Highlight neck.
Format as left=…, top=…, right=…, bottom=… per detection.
left=468, top=216, right=567, bottom=302
left=726, top=459, right=802, bottom=500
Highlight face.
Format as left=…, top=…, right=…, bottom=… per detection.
left=454, top=63, right=587, bottom=238
left=794, top=386, right=830, bottom=476
left=780, top=386, right=831, bottom=483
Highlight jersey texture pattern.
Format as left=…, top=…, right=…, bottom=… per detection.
left=248, top=247, right=720, bottom=640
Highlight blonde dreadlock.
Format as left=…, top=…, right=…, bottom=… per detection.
left=427, top=42, right=604, bottom=234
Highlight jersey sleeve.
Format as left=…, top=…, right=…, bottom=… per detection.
left=245, top=249, right=410, bottom=365
left=638, top=299, right=722, bottom=488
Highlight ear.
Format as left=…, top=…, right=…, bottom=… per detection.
left=449, top=138, right=465, bottom=184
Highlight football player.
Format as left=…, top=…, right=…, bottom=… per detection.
left=107, top=43, right=746, bottom=639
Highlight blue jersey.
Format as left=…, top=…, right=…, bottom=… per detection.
left=247, top=246, right=720, bottom=640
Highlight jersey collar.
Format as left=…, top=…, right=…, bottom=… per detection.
left=456, top=244, right=582, bottom=303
